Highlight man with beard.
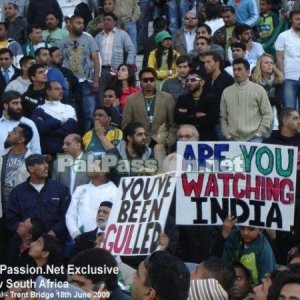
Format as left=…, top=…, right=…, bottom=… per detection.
left=122, top=67, right=177, bottom=150
left=107, top=121, right=156, bottom=184
left=71, top=201, right=113, bottom=257
left=59, top=15, right=100, bottom=133
left=228, top=23, right=264, bottom=65
left=0, top=90, right=41, bottom=153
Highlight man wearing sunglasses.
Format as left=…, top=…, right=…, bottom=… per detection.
left=122, top=67, right=177, bottom=150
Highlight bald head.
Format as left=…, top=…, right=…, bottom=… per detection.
left=63, top=134, right=84, bottom=157
left=177, top=125, right=199, bottom=141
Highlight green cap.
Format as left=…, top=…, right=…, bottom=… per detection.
left=155, top=31, right=172, bottom=44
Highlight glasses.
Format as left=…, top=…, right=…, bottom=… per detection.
left=141, top=77, right=156, bottom=83
left=187, top=77, right=202, bottom=83
left=185, top=17, right=197, bottom=20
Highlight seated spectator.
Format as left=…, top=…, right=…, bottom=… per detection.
left=5, top=55, right=35, bottom=94
left=23, top=25, right=49, bottom=57
left=66, top=164, right=118, bottom=240
left=190, top=256, right=235, bottom=296
left=148, top=31, right=180, bottom=89
left=212, top=217, right=276, bottom=284
left=113, top=63, right=139, bottom=109
left=204, top=2, right=225, bottom=35
left=191, top=36, right=211, bottom=75
left=276, top=271, right=300, bottom=299
left=22, top=63, right=47, bottom=118
left=229, top=262, right=252, bottom=300
left=161, top=55, right=191, bottom=103
left=103, top=87, right=122, bottom=128
left=83, top=106, right=122, bottom=158
left=70, top=248, right=132, bottom=299
left=131, top=251, right=190, bottom=300
left=32, top=81, right=77, bottom=156
left=29, top=233, right=66, bottom=281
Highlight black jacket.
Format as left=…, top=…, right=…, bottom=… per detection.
left=22, top=85, right=47, bottom=118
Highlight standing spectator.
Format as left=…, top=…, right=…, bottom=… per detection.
left=0, top=48, right=21, bottom=99
left=22, top=63, right=47, bottom=118
left=60, top=15, right=100, bottom=132
left=227, top=0, right=259, bottom=27
left=172, top=10, right=198, bottom=55
left=4, top=2, right=27, bottom=45
left=161, top=55, right=191, bottom=102
left=0, top=22, right=23, bottom=66
left=191, top=36, right=211, bottom=74
left=114, top=0, right=140, bottom=50
left=6, top=153, right=71, bottom=241
left=275, top=10, right=300, bottom=109
left=204, top=2, right=225, bottom=35
left=220, top=58, right=273, bottom=142
left=142, top=17, right=167, bottom=68
left=26, top=0, right=63, bottom=30
left=113, top=63, right=139, bottom=109
left=228, top=23, right=264, bottom=65
left=103, top=87, right=122, bottom=128
left=52, top=134, right=90, bottom=194
left=137, top=0, right=151, bottom=54
left=23, top=25, right=50, bottom=57
left=5, top=55, right=35, bottom=97
left=95, top=12, right=135, bottom=104
left=148, top=31, right=180, bottom=88
left=42, top=11, right=69, bottom=47
left=167, top=0, right=191, bottom=35
left=122, top=67, right=177, bottom=149
left=0, top=90, right=41, bottom=154
left=32, top=81, right=77, bottom=156
left=0, top=0, right=28, bottom=22
left=251, top=53, right=284, bottom=131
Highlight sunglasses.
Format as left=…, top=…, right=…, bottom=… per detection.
left=141, top=77, right=156, bottom=83
left=187, top=77, right=202, bottom=82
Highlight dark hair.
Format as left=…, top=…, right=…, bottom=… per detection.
left=176, top=55, right=192, bottom=67
left=28, top=63, right=44, bottom=82
left=204, top=51, right=224, bottom=71
left=41, top=234, right=64, bottom=265
left=153, top=17, right=167, bottom=32
left=278, top=107, right=298, bottom=129
left=18, top=123, right=34, bottom=145
left=0, top=47, right=13, bottom=58
left=232, top=57, right=250, bottom=71
left=48, top=46, right=60, bottom=55
left=145, top=252, right=190, bottom=300
left=117, top=64, right=136, bottom=87
left=104, top=86, right=121, bottom=99
left=94, top=106, right=112, bottom=118
left=27, top=24, right=41, bottom=35
left=205, top=3, right=223, bottom=20
left=231, top=42, right=246, bottom=52
left=139, top=67, right=158, bottom=80
left=70, top=15, right=84, bottom=22
left=20, top=55, right=35, bottom=68
left=45, top=11, right=58, bottom=19
left=123, top=121, right=144, bottom=142
left=5, top=3, right=18, bottom=10
left=232, top=262, right=251, bottom=279
left=103, top=12, right=118, bottom=22
left=196, top=36, right=211, bottom=45
left=35, top=47, right=49, bottom=58
left=235, top=23, right=252, bottom=37
left=197, top=23, right=212, bottom=35
left=0, top=22, right=8, bottom=31
left=2, top=90, right=21, bottom=105
left=202, top=257, right=235, bottom=292
left=29, top=217, right=45, bottom=241
left=222, top=5, right=235, bottom=13
left=289, top=10, right=300, bottom=20
left=155, top=42, right=177, bottom=70
left=70, top=248, right=118, bottom=291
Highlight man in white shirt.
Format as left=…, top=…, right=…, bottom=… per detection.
left=31, top=81, right=78, bottom=155
left=5, top=55, right=35, bottom=94
left=0, top=90, right=41, bottom=153
left=275, top=10, right=300, bottom=109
